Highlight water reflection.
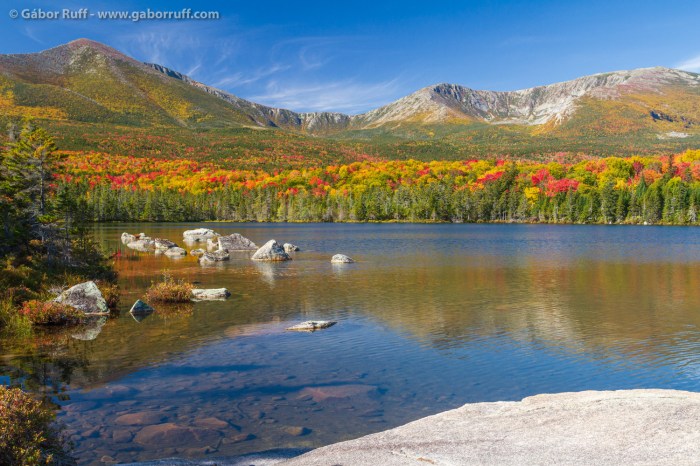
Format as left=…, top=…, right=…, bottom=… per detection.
left=3, top=223, right=700, bottom=464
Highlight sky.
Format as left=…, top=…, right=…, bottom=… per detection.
left=2, top=0, right=700, bottom=114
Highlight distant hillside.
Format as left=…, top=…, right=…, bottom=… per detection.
left=1, top=38, right=700, bottom=157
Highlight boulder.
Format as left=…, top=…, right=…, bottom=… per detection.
left=191, top=288, right=231, bottom=300
left=164, top=247, right=187, bottom=257
left=283, top=243, right=300, bottom=253
left=126, top=239, right=156, bottom=252
left=55, top=281, right=109, bottom=315
left=154, top=238, right=178, bottom=250
left=331, top=254, right=354, bottom=263
left=129, top=299, right=154, bottom=315
left=286, top=321, right=337, bottom=332
left=190, top=248, right=206, bottom=256
left=251, top=240, right=291, bottom=261
left=219, top=233, right=258, bottom=252
left=199, top=250, right=230, bottom=264
left=121, top=232, right=136, bottom=244
left=183, top=228, right=219, bottom=242
left=137, top=233, right=149, bottom=239
left=206, top=237, right=219, bottom=249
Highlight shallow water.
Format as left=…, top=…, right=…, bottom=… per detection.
left=4, top=223, right=700, bottom=464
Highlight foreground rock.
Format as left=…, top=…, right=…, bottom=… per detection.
left=283, top=243, right=300, bottom=252
left=199, top=250, right=230, bottom=264
left=286, top=321, right=336, bottom=332
left=55, top=281, right=109, bottom=315
left=281, top=389, right=700, bottom=466
left=189, top=248, right=206, bottom=256
left=217, top=233, right=258, bottom=252
left=331, top=254, right=354, bottom=263
left=251, top=240, right=291, bottom=261
left=183, top=228, right=219, bottom=242
left=191, top=288, right=231, bottom=300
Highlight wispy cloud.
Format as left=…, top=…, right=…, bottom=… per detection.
left=676, top=54, right=700, bottom=72
left=212, top=64, right=291, bottom=88
left=249, top=78, right=403, bottom=114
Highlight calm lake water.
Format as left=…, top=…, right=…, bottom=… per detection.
left=4, top=223, right=700, bottom=464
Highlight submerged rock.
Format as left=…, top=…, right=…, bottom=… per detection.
left=121, top=232, right=136, bottom=244
left=251, top=240, right=291, bottom=261
left=115, top=411, right=166, bottom=426
left=286, top=321, right=337, bottom=332
left=283, top=243, right=300, bottom=252
left=191, top=288, right=231, bottom=300
left=133, top=422, right=221, bottom=448
left=296, top=384, right=378, bottom=402
left=183, top=228, right=219, bottom=242
left=189, top=248, right=206, bottom=256
left=164, top=247, right=187, bottom=257
left=55, top=281, right=109, bottom=314
left=199, top=250, right=230, bottom=264
left=154, top=238, right=178, bottom=250
left=218, top=233, right=258, bottom=252
left=331, top=254, right=354, bottom=263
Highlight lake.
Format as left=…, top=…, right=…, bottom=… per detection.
left=4, top=223, right=700, bottom=465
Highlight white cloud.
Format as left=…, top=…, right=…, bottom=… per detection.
left=676, top=54, right=700, bottom=72
left=249, top=78, right=403, bottom=114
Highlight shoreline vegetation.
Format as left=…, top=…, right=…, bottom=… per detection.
left=0, top=122, right=116, bottom=464
left=56, top=149, right=700, bottom=226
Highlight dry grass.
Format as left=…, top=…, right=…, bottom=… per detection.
left=145, top=274, right=193, bottom=303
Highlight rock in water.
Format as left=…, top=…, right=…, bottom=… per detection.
left=164, top=247, right=187, bottom=257
left=127, top=239, right=156, bottom=251
left=283, top=243, right=300, bottom=252
left=129, top=299, right=154, bottom=315
left=286, top=321, right=337, bottom=332
left=191, top=288, right=231, bottom=300
left=218, top=233, right=258, bottom=252
left=154, top=238, right=178, bottom=250
left=199, top=250, right=230, bottom=264
left=55, top=281, right=109, bottom=314
left=190, top=248, right=206, bottom=256
left=183, top=228, right=219, bottom=242
left=121, top=232, right=136, bottom=244
left=331, top=254, right=355, bottom=263
left=251, top=240, right=291, bottom=261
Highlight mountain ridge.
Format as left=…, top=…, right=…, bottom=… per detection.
left=1, top=38, right=700, bottom=145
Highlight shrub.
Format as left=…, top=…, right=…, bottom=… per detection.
left=0, top=386, right=72, bottom=465
left=19, top=300, right=85, bottom=326
left=96, top=281, right=120, bottom=310
left=0, top=297, right=33, bottom=336
left=145, top=274, right=193, bottom=303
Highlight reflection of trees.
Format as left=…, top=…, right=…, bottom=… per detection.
left=0, top=328, right=91, bottom=398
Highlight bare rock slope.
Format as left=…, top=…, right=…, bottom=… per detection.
left=281, top=389, right=700, bottom=465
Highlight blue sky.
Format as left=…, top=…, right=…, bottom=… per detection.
left=2, top=0, right=700, bottom=114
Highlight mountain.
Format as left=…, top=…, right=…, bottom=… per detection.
left=1, top=38, right=700, bottom=154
